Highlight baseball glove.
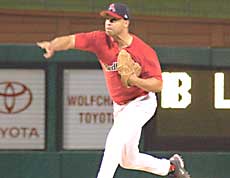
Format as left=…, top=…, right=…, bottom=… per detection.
left=117, top=49, right=141, bottom=87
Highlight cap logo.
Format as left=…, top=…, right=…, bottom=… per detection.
left=108, top=3, right=116, bottom=12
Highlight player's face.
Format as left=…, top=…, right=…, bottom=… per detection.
left=104, top=17, right=127, bottom=36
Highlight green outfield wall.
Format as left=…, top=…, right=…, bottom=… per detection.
left=0, top=44, right=230, bottom=178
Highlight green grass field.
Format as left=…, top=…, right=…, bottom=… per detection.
left=0, top=0, right=230, bottom=19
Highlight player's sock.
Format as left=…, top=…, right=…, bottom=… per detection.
left=169, top=163, right=176, bottom=173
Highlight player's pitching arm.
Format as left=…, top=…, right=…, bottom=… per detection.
left=37, top=35, right=75, bottom=59
left=129, top=75, right=163, bottom=93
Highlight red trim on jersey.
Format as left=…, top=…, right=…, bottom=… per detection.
left=75, top=31, right=162, bottom=105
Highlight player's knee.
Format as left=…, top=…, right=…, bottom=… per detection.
left=120, top=159, right=133, bottom=169
left=120, top=154, right=137, bottom=169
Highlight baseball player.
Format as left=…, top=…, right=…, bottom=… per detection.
left=37, top=3, right=191, bottom=178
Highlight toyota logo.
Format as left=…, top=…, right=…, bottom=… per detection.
left=0, top=81, right=33, bottom=114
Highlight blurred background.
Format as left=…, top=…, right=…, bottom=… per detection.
left=0, top=1, right=230, bottom=178
left=1, top=0, right=230, bottom=18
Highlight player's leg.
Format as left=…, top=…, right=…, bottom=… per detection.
left=96, top=92, right=169, bottom=178
left=118, top=94, right=171, bottom=176
left=120, top=128, right=170, bottom=176
left=118, top=93, right=191, bottom=177
left=96, top=122, right=124, bottom=178
left=96, top=99, right=135, bottom=178
left=96, top=95, right=150, bottom=178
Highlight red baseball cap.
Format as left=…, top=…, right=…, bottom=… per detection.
left=100, top=3, right=130, bottom=20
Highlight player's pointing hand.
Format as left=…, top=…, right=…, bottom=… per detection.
left=37, top=41, right=54, bottom=59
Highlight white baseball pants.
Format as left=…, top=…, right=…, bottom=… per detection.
left=96, top=92, right=170, bottom=178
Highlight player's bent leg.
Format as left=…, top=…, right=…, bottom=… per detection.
left=116, top=94, right=171, bottom=176
left=97, top=93, right=159, bottom=178
left=120, top=145, right=171, bottom=176
left=119, top=129, right=171, bottom=176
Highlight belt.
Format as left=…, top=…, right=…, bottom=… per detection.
left=119, top=92, right=148, bottom=105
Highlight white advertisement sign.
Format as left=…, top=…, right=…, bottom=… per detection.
left=63, top=69, right=113, bottom=150
left=0, top=69, right=45, bottom=149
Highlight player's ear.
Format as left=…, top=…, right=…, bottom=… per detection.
left=124, top=20, right=130, bottom=28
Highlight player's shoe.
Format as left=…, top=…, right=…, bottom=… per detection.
left=168, top=154, right=191, bottom=178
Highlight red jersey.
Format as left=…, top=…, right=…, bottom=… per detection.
left=75, top=31, right=162, bottom=105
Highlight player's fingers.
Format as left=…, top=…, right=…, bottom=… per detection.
left=44, top=54, right=49, bottom=59
left=37, top=41, right=54, bottom=59
left=37, top=41, right=51, bottom=50
left=36, top=42, right=42, bottom=47
left=43, top=49, right=54, bottom=59
left=37, top=42, right=46, bottom=48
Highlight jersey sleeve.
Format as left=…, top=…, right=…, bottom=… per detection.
left=142, top=48, right=162, bottom=81
left=75, top=31, right=100, bottom=53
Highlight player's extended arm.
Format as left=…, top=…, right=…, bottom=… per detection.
left=128, top=75, right=163, bottom=92
left=37, top=34, right=75, bottom=59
